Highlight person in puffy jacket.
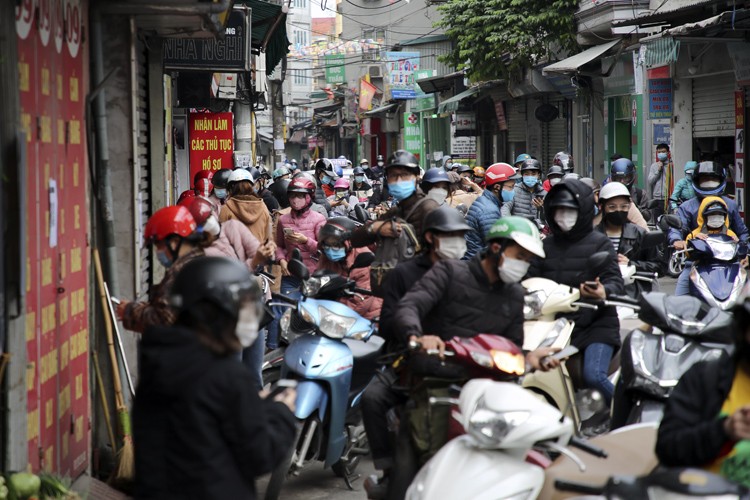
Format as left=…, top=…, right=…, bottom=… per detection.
left=501, top=158, right=547, bottom=220
left=275, top=177, right=327, bottom=276
left=464, top=162, right=519, bottom=259
left=315, top=218, right=382, bottom=320
left=670, top=161, right=697, bottom=210
left=528, top=179, right=624, bottom=404
left=133, top=257, right=297, bottom=500
left=220, top=169, right=273, bottom=244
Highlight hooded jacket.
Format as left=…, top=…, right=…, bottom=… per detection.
left=686, top=196, right=738, bottom=241
left=133, top=325, right=297, bottom=499
left=275, top=207, right=327, bottom=273
left=316, top=247, right=383, bottom=320
left=669, top=195, right=749, bottom=245
left=220, top=195, right=272, bottom=244
left=528, top=180, right=624, bottom=350
left=204, top=219, right=261, bottom=270
left=500, top=182, right=547, bottom=219
left=464, top=189, right=504, bottom=259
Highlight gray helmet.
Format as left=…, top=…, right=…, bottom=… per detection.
left=386, top=150, right=420, bottom=175
left=423, top=205, right=471, bottom=235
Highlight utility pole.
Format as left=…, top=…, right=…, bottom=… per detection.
left=271, top=56, right=287, bottom=171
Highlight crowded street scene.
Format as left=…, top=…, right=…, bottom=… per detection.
left=3, top=0, right=750, bottom=498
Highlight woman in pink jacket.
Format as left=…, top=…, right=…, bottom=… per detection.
left=316, top=217, right=382, bottom=321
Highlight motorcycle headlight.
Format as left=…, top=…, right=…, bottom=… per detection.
left=280, top=310, right=292, bottom=342
left=524, top=291, right=546, bottom=320
left=349, top=330, right=371, bottom=341
left=466, top=397, right=529, bottom=448
left=490, top=350, right=525, bottom=376
left=318, top=305, right=357, bottom=339
left=299, top=304, right=315, bottom=324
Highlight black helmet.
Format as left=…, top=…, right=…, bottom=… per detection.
left=170, top=256, right=262, bottom=321
left=547, top=187, right=579, bottom=209
left=546, top=165, right=564, bottom=178
left=249, top=167, right=263, bottom=183
left=318, top=217, right=356, bottom=246
left=386, top=150, right=420, bottom=174
left=376, top=154, right=385, bottom=162
left=553, top=152, right=574, bottom=172
left=212, top=168, right=232, bottom=189
left=456, top=163, right=473, bottom=174
left=580, top=177, right=601, bottom=194
left=520, top=159, right=542, bottom=173
left=352, top=166, right=365, bottom=176
left=423, top=205, right=472, bottom=235
left=693, top=161, right=727, bottom=197
left=611, top=158, right=636, bottom=186
left=703, top=201, right=728, bottom=217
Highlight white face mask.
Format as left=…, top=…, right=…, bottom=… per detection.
left=706, top=214, right=725, bottom=229
left=549, top=178, right=562, bottom=186
left=554, top=208, right=578, bottom=232
left=426, top=187, right=449, bottom=205
left=235, top=303, right=260, bottom=348
left=202, top=216, right=221, bottom=237
left=435, top=235, right=467, bottom=260
left=498, top=257, right=531, bottom=284
left=700, top=180, right=721, bottom=189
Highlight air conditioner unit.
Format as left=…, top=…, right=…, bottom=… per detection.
left=368, top=65, right=383, bottom=78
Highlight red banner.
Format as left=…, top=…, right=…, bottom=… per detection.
left=359, top=78, right=377, bottom=111
left=188, top=112, right=234, bottom=184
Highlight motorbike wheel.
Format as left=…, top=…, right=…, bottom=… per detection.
left=667, top=253, right=684, bottom=278
left=264, top=422, right=303, bottom=500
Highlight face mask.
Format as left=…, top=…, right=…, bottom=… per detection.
left=657, top=152, right=668, bottom=162
left=388, top=180, right=416, bottom=201
left=554, top=208, right=578, bottom=232
left=435, top=236, right=467, bottom=260
left=322, top=175, right=332, bottom=185
left=377, top=161, right=384, bottom=167
left=549, top=178, right=561, bottom=186
left=522, top=175, right=538, bottom=188
left=214, top=188, right=227, bottom=199
left=202, top=216, right=221, bottom=237
left=426, top=187, right=448, bottom=205
left=355, top=175, right=365, bottom=183
left=290, top=196, right=308, bottom=211
left=706, top=214, right=725, bottom=229
left=156, top=249, right=173, bottom=268
left=686, top=173, right=693, bottom=180
left=235, top=303, right=260, bottom=348
left=700, top=180, right=720, bottom=189
left=323, top=247, right=347, bottom=262
left=498, top=257, right=531, bottom=284
left=501, top=189, right=515, bottom=203
left=603, top=210, right=628, bottom=227
left=335, top=191, right=347, bottom=199
left=594, top=205, right=600, bottom=216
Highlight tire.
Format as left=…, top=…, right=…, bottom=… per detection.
left=667, top=251, right=684, bottom=278
left=264, top=422, right=303, bottom=500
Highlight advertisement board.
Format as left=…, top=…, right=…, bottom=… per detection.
left=189, top=112, right=234, bottom=181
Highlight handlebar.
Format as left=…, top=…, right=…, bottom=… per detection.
left=553, top=479, right=604, bottom=495
left=407, top=339, right=455, bottom=357
left=352, top=286, right=373, bottom=296
left=569, top=435, right=608, bottom=458
left=271, top=293, right=298, bottom=305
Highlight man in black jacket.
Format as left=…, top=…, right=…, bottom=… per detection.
left=528, top=179, right=625, bottom=404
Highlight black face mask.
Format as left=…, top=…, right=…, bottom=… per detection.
left=603, top=210, right=629, bottom=227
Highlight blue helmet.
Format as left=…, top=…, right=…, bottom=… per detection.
left=421, top=168, right=451, bottom=191
left=693, top=161, right=726, bottom=197
left=610, top=158, right=636, bottom=187
left=514, top=153, right=531, bottom=166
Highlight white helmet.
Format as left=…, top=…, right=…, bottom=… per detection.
left=228, top=168, right=253, bottom=184
left=599, top=182, right=631, bottom=202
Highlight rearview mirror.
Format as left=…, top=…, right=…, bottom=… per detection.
left=658, top=214, right=682, bottom=232
left=352, top=252, right=375, bottom=270
left=288, top=259, right=310, bottom=281
left=354, top=204, right=369, bottom=224
left=587, top=252, right=610, bottom=276
left=291, top=248, right=302, bottom=261
left=641, top=230, right=665, bottom=250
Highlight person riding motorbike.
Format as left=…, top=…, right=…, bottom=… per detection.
left=314, top=158, right=339, bottom=198
left=421, top=168, right=452, bottom=206
left=219, top=169, right=273, bottom=244
left=369, top=155, right=386, bottom=181
left=669, top=161, right=749, bottom=295
left=291, top=171, right=329, bottom=217
left=501, top=158, right=547, bottom=219
left=670, top=161, right=698, bottom=211
left=590, top=175, right=648, bottom=229
left=328, top=178, right=354, bottom=217
left=315, top=217, right=382, bottom=320
left=611, top=158, right=652, bottom=224
left=685, top=197, right=739, bottom=243
left=464, top=162, right=519, bottom=259
left=249, top=167, right=280, bottom=212
left=542, top=165, right=564, bottom=192
left=352, top=166, right=375, bottom=203
left=527, top=179, right=625, bottom=405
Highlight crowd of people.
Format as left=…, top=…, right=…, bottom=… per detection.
left=116, top=147, right=750, bottom=498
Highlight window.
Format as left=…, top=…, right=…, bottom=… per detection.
left=362, top=28, right=386, bottom=42
left=293, top=69, right=306, bottom=86
left=293, top=29, right=309, bottom=48
left=293, top=0, right=306, bottom=9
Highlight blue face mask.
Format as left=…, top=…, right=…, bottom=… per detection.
left=594, top=205, right=600, bottom=216
left=156, top=249, right=173, bottom=268
left=214, top=188, right=227, bottom=199
left=501, top=189, right=515, bottom=203
left=323, top=247, right=346, bottom=262
left=355, top=175, right=365, bottom=183
left=686, top=172, right=693, bottom=179
left=388, top=180, right=416, bottom=201
left=322, top=175, right=333, bottom=185
left=522, top=175, right=538, bottom=188
left=657, top=152, right=668, bottom=162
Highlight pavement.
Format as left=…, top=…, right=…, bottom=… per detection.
left=257, top=459, right=376, bottom=500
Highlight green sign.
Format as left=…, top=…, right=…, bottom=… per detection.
left=413, top=69, right=436, bottom=112
left=403, top=112, right=422, bottom=160
left=325, top=54, right=346, bottom=84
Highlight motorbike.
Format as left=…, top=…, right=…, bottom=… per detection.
left=687, top=233, right=748, bottom=309
left=404, top=380, right=608, bottom=500
left=610, top=292, right=734, bottom=429
left=263, top=257, right=384, bottom=500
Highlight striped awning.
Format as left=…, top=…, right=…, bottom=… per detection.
left=645, top=38, right=680, bottom=67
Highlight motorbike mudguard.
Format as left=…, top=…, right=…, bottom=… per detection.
left=293, top=380, right=329, bottom=421
left=695, top=262, right=740, bottom=302
left=406, top=436, right=545, bottom=500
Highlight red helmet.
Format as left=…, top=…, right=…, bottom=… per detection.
left=485, top=163, right=520, bottom=187
left=287, top=177, right=315, bottom=195
left=193, top=170, right=214, bottom=188
left=195, top=178, right=213, bottom=198
left=182, top=197, right=214, bottom=226
left=144, top=206, right=197, bottom=243
left=177, top=189, right=197, bottom=205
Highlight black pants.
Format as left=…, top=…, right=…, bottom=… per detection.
left=361, top=368, right=408, bottom=471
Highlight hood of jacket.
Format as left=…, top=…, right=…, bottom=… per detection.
left=544, top=180, right=595, bottom=241
left=224, top=195, right=266, bottom=225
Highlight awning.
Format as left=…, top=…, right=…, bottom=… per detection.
left=658, top=9, right=750, bottom=37
left=257, top=130, right=273, bottom=143
left=364, top=103, right=399, bottom=116
left=542, top=40, right=621, bottom=74
left=614, top=0, right=722, bottom=27
left=240, top=0, right=290, bottom=73
left=416, top=70, right=465, bottom=94
left=437, top=87, right=481, bottom=114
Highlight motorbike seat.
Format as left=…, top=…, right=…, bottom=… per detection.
left=344, top=335, right=385, bottom=360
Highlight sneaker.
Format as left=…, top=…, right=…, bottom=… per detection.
left=364, top=474, right=389, bottom=500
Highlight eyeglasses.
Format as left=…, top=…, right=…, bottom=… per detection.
left=386, top=172, right=416, bottom=182
left=605, top=203, right=631, bottom=211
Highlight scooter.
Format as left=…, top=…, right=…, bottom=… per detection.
left=405, top=380, right=607, bottom=500
left=610, top=292, right=734, bottom=428
left=263, top=257, right=384, bottom=500
left=688, top=234, right=748, bottom=310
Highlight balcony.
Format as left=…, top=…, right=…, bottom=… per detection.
left=575, top=0, right=651, bottom=45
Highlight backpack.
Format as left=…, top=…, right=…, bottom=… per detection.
left=369, top=199, right=427, bottom=297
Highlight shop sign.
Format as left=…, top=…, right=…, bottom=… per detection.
left=451, top=136, right=477, bottom=159
left=386, top=52, right=420, bottom=100
left=325, top=54, right=346, bottom=84
left=413, top=69, right=436, bottom=112
left=495, top=100, right=508, bottom=131
left=188, top=112, right=234, bottom=182
left=653, top=124, right=671, bottom=145
left=308, top=136, right=325, bottom=149
left=454, top=111, right=477, bottom=137
left=403, top=112, right=422, bottom=159
left=648, top=78, right=672, bottom=119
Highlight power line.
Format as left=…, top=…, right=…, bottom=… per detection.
left=344, top=0, right=406, bottom=10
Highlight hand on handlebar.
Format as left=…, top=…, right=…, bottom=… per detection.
left=694, top=233, right=708, bottom=241
left=409, top=335, right=446, bottom=359
left=580, top=278, right=606, bottom=300
left=673, top=240, right=686, bottom=250
left=526, top=347, right=561, bottom=372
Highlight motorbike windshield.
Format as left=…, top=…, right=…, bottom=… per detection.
left=638, top=292, right=734, bottom=340
left=705, top=237, right=737, bottom=261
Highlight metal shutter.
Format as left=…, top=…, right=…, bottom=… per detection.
left=506, top=98, right=527, bottom=144
left=543, top=100, right=568, bottom=167
left=134, top=37, right=152, bottom=298
left=693, top=77, right=735, bottom=138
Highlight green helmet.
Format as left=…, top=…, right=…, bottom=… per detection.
left=486, top=216, right=545, bottom=258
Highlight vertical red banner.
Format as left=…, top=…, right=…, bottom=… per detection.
left=736, top=91, right=745, bottom=218
left=188, top=111, right=234, bottom=185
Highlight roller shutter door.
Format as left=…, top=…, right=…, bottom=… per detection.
left=693, top=77, right=734, bottom=138
left=506, top=99, right=527, bottom=144
left=134, top=37, right=152, bottom=297
left=543, top=100, right=568, bottom=167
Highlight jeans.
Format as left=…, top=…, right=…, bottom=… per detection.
left=267, top=276, right=302, bottom=349
left=582, top=343, right=615, bottom=405
left=361, top=368, right=408, bottom=471
left=240, top=330, right=266, bottom=393
left=675, top=267, right=691, bottom=296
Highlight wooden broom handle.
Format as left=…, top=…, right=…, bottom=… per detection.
left=93, top=249, right=125, bottom=410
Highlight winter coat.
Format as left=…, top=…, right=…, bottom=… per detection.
left=258, top=188, right=280, bottom=212
left=379, top=254, right=433, bottom=343
left=204, top=219, right=261, bottom=270
left=351, top=188, right=440, bottom=250
left=465, top=189, right=503, bottom=259
left=670, top=177, right=696, bottom=209
left=393, top=255, right=525, bottom=346
left=648, top=160, right=672, bottom=200
left=314, top=183, right=331, bottom=211
left=133, top=325, right=297, bottom=500
left=656, top=352, right=736, bottom=468
left=220, top=195, right=273, bottom=245
left=449, top=190, right=480, bottom=210
left=122, top=248, right=204, bottom=334
left=275, top=208, right=327, bottom=273
left=316, top=247, right=382, bottom=320
left=594, top=221, right=662, bottom=275
left=501, top=183, right=547, bottom=219
left=528, top=181, right=624, bottom=350
left=686, top=196, right=738, bottom=242
left=668, top=195, right=749, bottom=245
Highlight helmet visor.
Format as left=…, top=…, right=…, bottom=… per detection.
left=611, top=172, right=635, bottom=185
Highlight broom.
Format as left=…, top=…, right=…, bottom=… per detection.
left=93, top=249, right=134, bottom=483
